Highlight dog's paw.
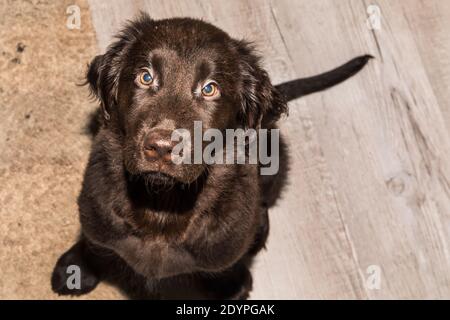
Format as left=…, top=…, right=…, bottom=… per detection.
left=228, top=268, right=252, bottom=300
left=201, top=262, right=253, bottom=300
left=51, top=243, right=99, bottom=296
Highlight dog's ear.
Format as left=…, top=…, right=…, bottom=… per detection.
left=235, top=41, right=288, bottom=129
left=86, top=55, right=107, bottom=119
left=85, top=13, right=154, bottom=121
left=86, top=54, right=118, bottom=121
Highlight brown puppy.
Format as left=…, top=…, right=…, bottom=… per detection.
left=51, top=13, right=370, bottom=299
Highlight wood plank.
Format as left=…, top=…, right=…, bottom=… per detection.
left=88, top=0, right=140, bottom=52
left=270, top=0, right=450, bottom=298
left=402, top=0, right=450, bottom=131
left=87, top=0, right=450, bottom=299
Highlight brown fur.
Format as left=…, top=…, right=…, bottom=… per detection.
left=51, top=14, right=287, bottom=299
left=51, top=13, right=370, bottom=299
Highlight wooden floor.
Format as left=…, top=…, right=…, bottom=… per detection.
left=87, top=0, right=450, bottom=299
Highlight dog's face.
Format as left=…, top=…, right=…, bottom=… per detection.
left=87, top=15, right=286, bottom=185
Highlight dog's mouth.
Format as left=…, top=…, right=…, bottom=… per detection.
left=127, top=168, right=209, bottom=198
left=125, top=171, right=180, bottom=195
left=125, top=147, right=208, bottom=187
left=139, top=171, right=178, bottom=186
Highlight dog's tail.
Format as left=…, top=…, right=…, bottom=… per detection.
left=275, top=55, right=373, bottom=102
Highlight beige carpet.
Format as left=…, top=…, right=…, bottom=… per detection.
left=0, top=0, right=121, bottom=299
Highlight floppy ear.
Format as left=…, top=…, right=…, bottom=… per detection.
left=86, top=55, right=111, bottom=120
left=85, top=13, right=155, bottom=122
left=236, top=41, right=288, bottom=129
left=86, top=50, right=126, bottom=121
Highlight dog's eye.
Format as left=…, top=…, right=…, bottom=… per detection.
left=137, top=69, right=154, bottom=87
left=201, top=82, right=220, bottom=99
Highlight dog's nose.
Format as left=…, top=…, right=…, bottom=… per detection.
left=143, top=130, right=175, bottom=163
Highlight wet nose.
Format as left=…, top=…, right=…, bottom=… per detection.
left=143, top=130, right=175, bottom=163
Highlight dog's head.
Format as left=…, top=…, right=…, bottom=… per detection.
left=87, top=13, right=287, bottom=185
